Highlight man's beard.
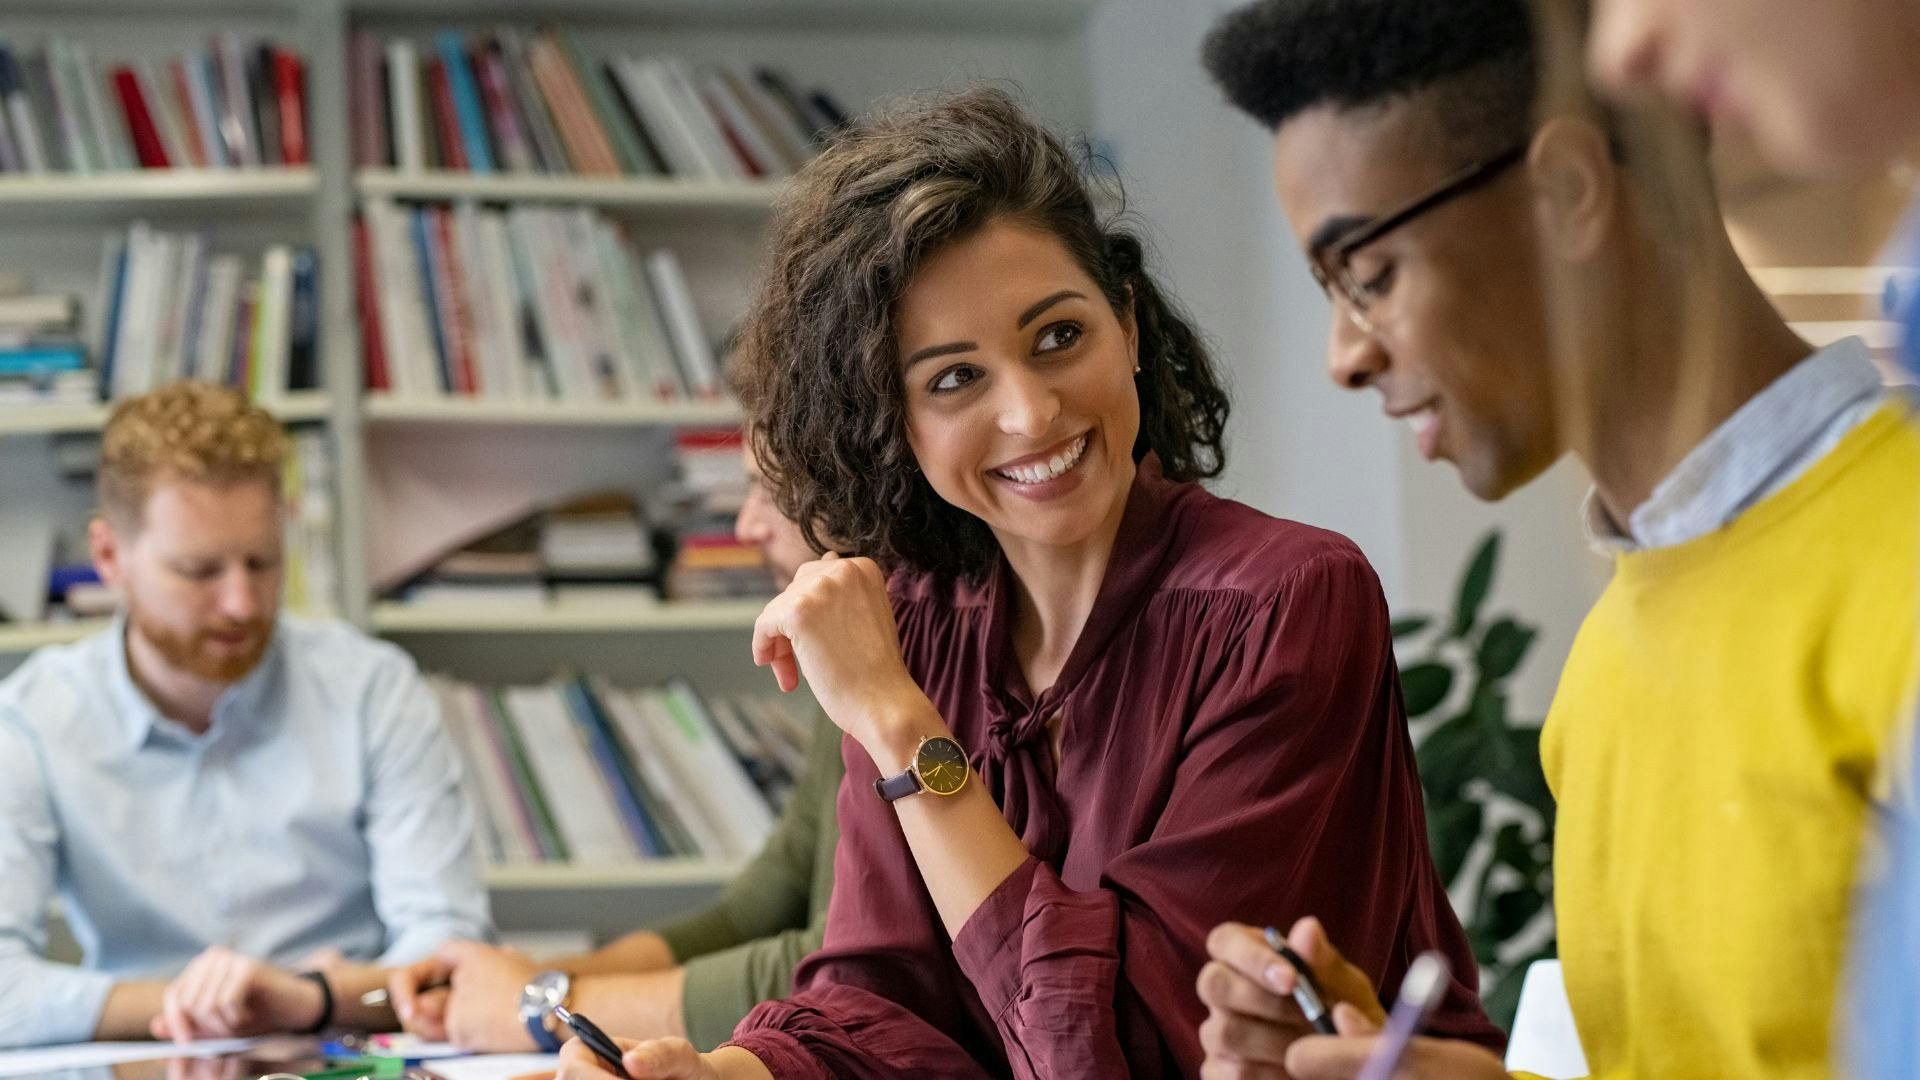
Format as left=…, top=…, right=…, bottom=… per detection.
left=128, top=601, right=275, bottom=683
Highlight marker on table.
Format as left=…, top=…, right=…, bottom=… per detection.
left=1356, top=951, right=1452, bottom=1080
left=360, top=979, right=450, bottom=1009
left=1263, top=925, right=1337, bottom=1035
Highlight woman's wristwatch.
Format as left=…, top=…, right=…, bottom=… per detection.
left=873, top=735, right=971, bottom=801
left=518, top=969, right=572, bottom=1051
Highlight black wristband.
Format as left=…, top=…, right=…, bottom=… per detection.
left=295, top=970, right=333, bottom=1035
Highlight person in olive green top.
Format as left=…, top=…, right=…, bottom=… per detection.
left=386, top=442, right=840, bottom=1052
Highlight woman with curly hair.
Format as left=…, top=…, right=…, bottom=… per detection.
left=556, top=86, right=1497, bottom=1080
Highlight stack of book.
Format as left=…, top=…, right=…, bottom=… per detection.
left=282, top=430, right=341, bottom=617
left=395, top=492, right=662, bottom=608
left=351, top=27, right=844, bottom=180
left=0, top=280, right=94, bottom=408
left=0, top=36, right=307, bottom=175
left=355, top=200, right=720, bottom=403
left=430, top=674, right=810, bottom=865
left=663, top=427, right=777, bottom=601
left=93, top=224, right=321, bottom=404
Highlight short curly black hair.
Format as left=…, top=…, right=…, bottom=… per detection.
left=1202, top=0, right=1539, bottom=163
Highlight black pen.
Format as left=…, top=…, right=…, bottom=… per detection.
left=1264, top=925, right=1338, bottom=1034
left=552, top=1003, right=632, bottom=1078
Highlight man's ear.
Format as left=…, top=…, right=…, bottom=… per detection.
left=1526, top=117, right=1619, bottom=264
left=90, top=515, right=127, bottom=590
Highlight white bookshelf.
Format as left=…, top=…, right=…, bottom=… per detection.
left=357, top=169, right=782, bottom=212
left=372, top=599, right=764, bottom=633
left=363, top=394, right=741, bottom=427
left=347, top=0, right=1096, bottom=32
left=0, top=391, right=332, bottom=437
left=0, top=168, right=319, bottom=224
left=1, top=0, right=1100, bottom=916
left=0, top=619, right=108, bottom=654
left=485, top=859, right=740, bottom=891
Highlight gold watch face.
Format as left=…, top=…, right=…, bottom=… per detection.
left=914, top=736, right=970, bottom=796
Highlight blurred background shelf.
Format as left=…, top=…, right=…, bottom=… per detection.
left=0, top=619, right=109, bottom=654
left=0, top=392, right=331, bottom=437
left=370, top=599, right=764, bottom=633
left=484, top=859, right=741, bottom=891
left=356, top=169, right=783, bottom=212
left=0, top=169, right=318, bottom=225
left=363, top=395, right=742, bottom=427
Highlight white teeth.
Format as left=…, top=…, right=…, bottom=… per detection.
left=996, top=433, right=1088, bottom=484
left=1406, top=408, right=1437, bottom=439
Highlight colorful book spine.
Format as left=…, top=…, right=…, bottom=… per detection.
left=273, top=48, right=308, bottom=166
left=556, top=28, right=651, bottom=176
left=110, top=67, right=170, bottom=168
left=436, top=31, right=493, bottom=173
left=386, top=38, right=425, bottom=172
left=424, top=56, right=467, bottom=171
left=352, top=216, right=392, bottom=392
left=485, top=688, right=567, bottom=860
left=184, top=54, right=227, bottom=168
left=562, top=679, right=667, bottom=858
left=472, top=38, right=532, bottom=173
left=526, top=34, right=618, bottom=176
left=0, top=345, right=86, bottom=375
left=430, top=207, right=479, bottom=395
left=411, top=206, right=455, bottom=392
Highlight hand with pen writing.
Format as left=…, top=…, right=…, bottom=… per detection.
left=553, top=1034, right=773, bottom=1080
left=1196, top=918, right=1508, bottom=1080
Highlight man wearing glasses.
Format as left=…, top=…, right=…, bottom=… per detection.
left=1189, top=0, right=1920, bottom=1077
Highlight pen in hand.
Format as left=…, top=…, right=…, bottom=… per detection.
left=553, top=1004, right=632, bottom=1078
left=1356, top=951, right=1452, bottom=1080
left=1264, top=925, right=1338, bottom=1035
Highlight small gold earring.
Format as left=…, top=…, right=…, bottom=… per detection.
left=1133, top=362, right=1142, bottom=374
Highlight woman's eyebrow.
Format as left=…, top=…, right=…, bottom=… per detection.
left=1017, top=290, right=1085, bottom=329
left=903, top=291, right=1087, bottom=369
left=904, top=340, right=978, bottom=369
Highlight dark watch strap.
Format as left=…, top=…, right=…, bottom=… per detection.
left=295, top=970, right=333, bottom=1035
left=873, top=766, right=922, bottom=802
left=526, top=1010, right=563, bottom=1052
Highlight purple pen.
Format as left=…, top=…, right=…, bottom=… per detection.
left=1356, top=951, right=1451, bottom=1080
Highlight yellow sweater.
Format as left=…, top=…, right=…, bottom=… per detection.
left=1542, top=404, right=1920, bottom=1079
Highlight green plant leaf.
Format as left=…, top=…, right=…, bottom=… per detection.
left=1427, top=799, right=1482, bottom=887
left=1450, top=532, right=1501, bottom=638
left=1496, top=727, right=1555, bottom=820
left=1416, top=712, right=1482, bottom=804
left=1480, top=963, right=1529, bottom=1032
left=1476, top=617, right=1538, bottom=681
left=1400, top=662, right=1454, bottom=717
left=1491, top=821, right=1534, bottom=872
left=1390, top=615, right=1433, bottom=640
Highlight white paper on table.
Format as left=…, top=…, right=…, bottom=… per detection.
left=0, top=1038, right=262, bottom=1077
left=425, top=1054, right=561, bottom=1080
left=1504, top=959, right=1590, bottom=1079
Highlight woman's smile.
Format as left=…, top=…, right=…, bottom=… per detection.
left=987, top=430, right=1095, bottom=501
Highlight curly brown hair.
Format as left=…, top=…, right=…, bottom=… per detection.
left=733, top=86, right=1232, bottom=582
left=99, top=381, right=287, bottom=531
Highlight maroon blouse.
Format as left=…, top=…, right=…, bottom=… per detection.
left=728, top=459, right=1502, bottom=1077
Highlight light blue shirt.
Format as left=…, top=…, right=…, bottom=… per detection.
left=1852, top=209, right=1920, bottom=1080
left=0, top=616, right=492, bottom=1048
left=1581, top=335, right=1886, bottom=553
